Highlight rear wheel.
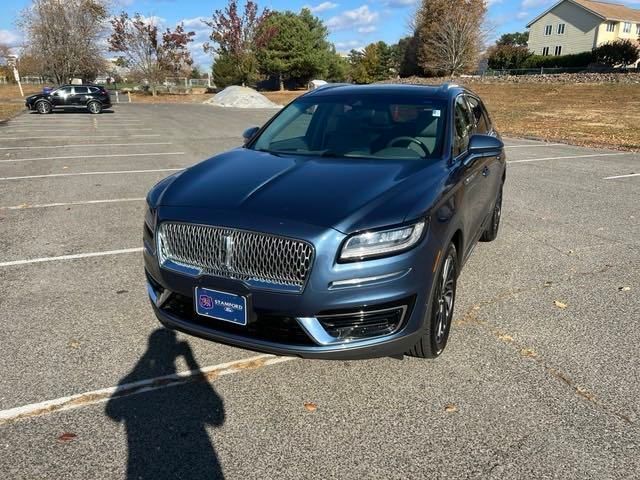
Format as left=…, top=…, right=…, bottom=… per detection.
left=407, top=243, right=458, bottom=359
left=36, top=100, right=52, bottom=114
left=480, top=185, right=503, bottom=242
left=87, top=101, right=102, bottom=114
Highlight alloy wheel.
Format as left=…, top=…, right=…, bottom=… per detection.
left=434, top=253, right=456, bottom=348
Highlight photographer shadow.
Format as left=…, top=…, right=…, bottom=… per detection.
left=106, top=329, right=225, bottom=480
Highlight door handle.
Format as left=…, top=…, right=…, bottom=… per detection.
left=482, top=166, right=490, bottom=177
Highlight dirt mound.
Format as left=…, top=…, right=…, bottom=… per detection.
left=204, top=86, right=282, bottom=108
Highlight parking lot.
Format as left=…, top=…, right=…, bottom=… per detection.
left=0, top=104, right=638, bottom=479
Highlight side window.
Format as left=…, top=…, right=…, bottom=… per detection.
left=54, top=87, right=72, bottom=96
left=453, top=96, right=473, bottom=157
left=74, top=86, right=89, bottom=94
left=89, top=87, right=99, bottom=93
left=466, top=96, right=490, bottom=135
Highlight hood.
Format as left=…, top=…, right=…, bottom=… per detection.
left=26, top=93, right=47, bottom=101
left=158, top=149, right=446, bottom=233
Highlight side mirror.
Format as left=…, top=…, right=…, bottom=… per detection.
left=242, top=126, right=260, bottom=145
left=468, top=134, right=503, bottom=157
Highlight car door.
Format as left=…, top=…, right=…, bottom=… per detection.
left=465, top=95, right=502, bottom=225
left=70, top=86, right=89, bottom=107
left=51, top=87, right=72, bottom=107
left=453, top=94, right=486, bottom=248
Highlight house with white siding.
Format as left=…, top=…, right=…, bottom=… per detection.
left=526, top=0, right=640, bottom=60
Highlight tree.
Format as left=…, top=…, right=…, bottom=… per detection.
left=348, top=42, right=395, bottom=84
left=203, top=0, right=273, bottom=87
left=416, top=0, right=487, bottom=76
left=496, top=31, right=528, bottom=47
left=108, top=13, right=195, bottom=95
left=18, top=0, right=109, bottom=84
left=593, top=39, right=640, bottom=67
left=212, top=53, right=242, bottom=87
left=393, top=36, right=423, bottom=77
left=257, top=9, right=332, bottom=90
left=326, top=51, right=349, bottom=82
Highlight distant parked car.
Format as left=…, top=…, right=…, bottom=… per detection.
left=143, top=83, right=506, bottom=360
left=25, top=84, right=112, bottom=114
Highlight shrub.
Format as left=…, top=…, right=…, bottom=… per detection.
left=593, top=39, right=640, bottom=67
left=487, top=44, right=533, bottom=69
left=521, top=51, right=593, bottom=68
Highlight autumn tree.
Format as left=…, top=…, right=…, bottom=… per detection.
left=108, top=13, right=195, bottom=95
left=416, top=0, right=487, bottom=76
left=204, top=0, right=273, bottom=87
left=593, top=39, right=640, bottom=67
left=18, top=0, right=109, bottom=83
left=349, top=42, right=396, bottom=84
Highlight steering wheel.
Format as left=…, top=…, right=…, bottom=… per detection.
left=386, top=136, right=430, bottom=156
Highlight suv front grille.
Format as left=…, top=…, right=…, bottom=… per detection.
left=157, top=222, right=314, bottom=292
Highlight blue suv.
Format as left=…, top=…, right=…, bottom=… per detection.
left=143, top=83, right=506, bottom=359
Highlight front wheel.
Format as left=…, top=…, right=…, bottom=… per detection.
left=87, top=101, right=102, bottom=114
left=36, top=101, right=52, bottom=114
left=407, top=243, right=458, bottom=359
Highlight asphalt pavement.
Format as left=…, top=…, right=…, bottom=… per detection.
left=0, top=103, right=638, bottom=479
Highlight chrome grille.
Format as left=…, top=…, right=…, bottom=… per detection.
left=157, top=222, right=314, bottom=292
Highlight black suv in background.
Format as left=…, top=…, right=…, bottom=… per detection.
left=25, top=85, right=112, bottom=114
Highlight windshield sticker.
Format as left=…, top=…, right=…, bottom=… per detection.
left=433, top=110, right=441, bottom=117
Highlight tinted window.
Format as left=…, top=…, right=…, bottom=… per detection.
left=453, top=96, right=473, bottom=156
left=74, top=86, right=89, bottom=94
left=252, top=95, right=447, bottom=160
left=54, top=87, right=72, bottom=96
left=89, top=87, right=99, bottom=93
left=466, top=96, right=490, bottom=135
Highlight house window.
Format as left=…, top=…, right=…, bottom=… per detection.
left=623, top=22, right=631, bottom=33
left=557, top=23, right=565, bottom=34
left=606, top=22, right=615, bottom=32
left=542, top=47, right=550, bottom=56
left=554, top=45, right=562, bottom=56
left=544, top=25, right=553, bottom=35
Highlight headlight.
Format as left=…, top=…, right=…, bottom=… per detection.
left=340, top=219, right=426, bottom=261
left=144, top=203, right=156, bottom=232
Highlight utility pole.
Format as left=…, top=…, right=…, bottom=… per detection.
left=6, top=55, right=24, bottom=97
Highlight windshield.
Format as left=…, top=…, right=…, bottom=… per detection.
left=251, top=94, right=447, bottom=160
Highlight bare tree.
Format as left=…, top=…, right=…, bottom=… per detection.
left=19, top=0, right=109, bottom=84
left=416, top=0, right=487, bottom=76
left=108, top=13, right=195, bottom=96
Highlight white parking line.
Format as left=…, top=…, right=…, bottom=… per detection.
left=0, top=167, right=182, bottom=181
left=504, top=144, right=563, bottom=148
left=0, top=152, right=184, bottom=164
left=508, top=152, right=630, bottom=164
left=0, top=142, right=171, bottom=151
left=0, top=197, right=145, bottom=211
left=0, top=134, right=161, bottom=140
left=0, top=247, right=143, bottom=267
left=0, top=128, right=154, bottom=133
left=0, top=355, right=293, bottom=425
left=604, top=172, right=640, bottom=180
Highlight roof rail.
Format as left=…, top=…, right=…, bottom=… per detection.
left=439, top=82, right=460, bottom=91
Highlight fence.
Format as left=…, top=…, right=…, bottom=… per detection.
left=480, top=65, right=639, bottom=77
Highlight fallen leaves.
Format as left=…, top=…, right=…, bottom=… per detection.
left=68, top=339, right=81, bottom=349
left=444, top=403, right=458, bottom=413
left=520, top=348, right=538, bottom=358
left=57, top=432, right=77, bottom=442
left=303, top=402, right=317, bottom=413
left=553, top=300, right=567, bottom=309
left=618, top=286, right=631, bottom=292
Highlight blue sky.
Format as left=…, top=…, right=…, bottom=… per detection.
left=1, top=0, right=639, bottom=68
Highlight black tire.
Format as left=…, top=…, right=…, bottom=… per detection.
left=480, top=185, right=503, bottom=242
left=407, top=242, right=458, bottom=359
left=36, top=100, right=52, bottom=114
left=87, top=101, right=102, bottom=114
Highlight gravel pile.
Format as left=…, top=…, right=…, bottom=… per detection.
left=204, top=86, right=282, bottom=108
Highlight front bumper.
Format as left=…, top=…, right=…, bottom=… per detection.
left=143, top=210, right=438, bottom=359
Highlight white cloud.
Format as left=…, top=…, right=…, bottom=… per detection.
left=384, top=0, right=416, bottom=8
left=516, top=10, right=530, bottom=20
left=304, top=2, right=339, bottom=13
left=326, top=5, right=379, bottom=32
left=357, top=25, right=377, bottom=33
left=334, top=40, right=364, bottom=53
left=0, top=29, right=22, bottom=48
